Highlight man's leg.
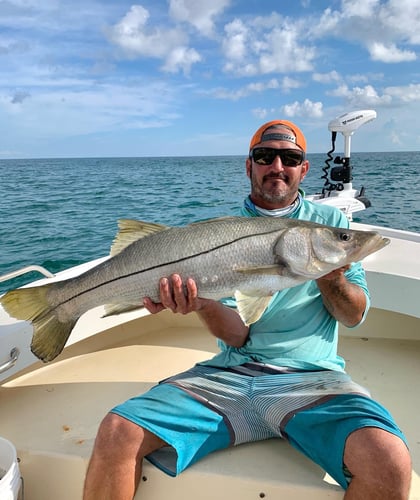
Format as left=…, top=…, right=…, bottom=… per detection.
left=343, top=427, right=411, bottom=500
left=282, top=393, right=410, bottom=495
left=83, top=412, right=166, bottom=500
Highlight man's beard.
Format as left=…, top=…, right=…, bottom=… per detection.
left=251, top=172, right=294, bottom=205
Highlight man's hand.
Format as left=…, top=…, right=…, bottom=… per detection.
left=143, top=274, right=212, bottom=315
left=317, top=265, right=351, bottom=283
left=143, top=273, right=249, bottom=347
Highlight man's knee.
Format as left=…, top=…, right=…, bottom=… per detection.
left=344, top=427, right=411, bottom=493
left=93, top=413, right=141, bottom=458
left=94, top=412, right=166, bottom=459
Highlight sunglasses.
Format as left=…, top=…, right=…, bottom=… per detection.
left=250, top=147, right=305, bottom=167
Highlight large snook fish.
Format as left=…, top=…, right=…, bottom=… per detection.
left=1, top=216, right=389, bottom=363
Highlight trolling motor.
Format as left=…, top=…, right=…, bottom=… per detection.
left=308, top=109, right=377, bottom=220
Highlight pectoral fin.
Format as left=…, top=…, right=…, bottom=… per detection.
left=235, top=264, right=285, bottom=275
left=234, top=291, right=273, bottom=325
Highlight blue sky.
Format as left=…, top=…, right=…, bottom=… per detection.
left=0, top=0, right=419, bottom=158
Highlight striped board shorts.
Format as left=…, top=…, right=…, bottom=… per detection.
left=111, top=363, right=407, bottom=490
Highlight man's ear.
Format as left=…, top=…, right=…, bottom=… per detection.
left=246, top=157, right=252, bottom=178
left=300, top=159, right=310, bottom=181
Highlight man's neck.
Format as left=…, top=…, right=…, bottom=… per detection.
left=249, top=194, right=301, bottom=217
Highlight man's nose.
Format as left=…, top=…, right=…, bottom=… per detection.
left=270, top=154, right=285, bottom=169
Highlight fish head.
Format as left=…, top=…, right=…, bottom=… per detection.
left=275, top=224, right=390, bottom=278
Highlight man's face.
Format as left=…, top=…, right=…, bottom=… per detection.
left=246, top=128, right=309, bottom=210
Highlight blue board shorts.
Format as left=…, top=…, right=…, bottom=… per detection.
left=111, top=364, right=407, bottom=490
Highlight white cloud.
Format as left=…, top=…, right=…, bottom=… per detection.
left=312, top=71, right=341, bottom=84
left=368, top=42, right=416, bottom=63
left=203, top=78, right=281, bottom=100
left=162, top=46, right=201, bottom=74
left=352, top=85, right=393, bottom=106
left=169, top=0, right=231, bottom=37
left=314, top=8, right=341, bottom=33
left=202, top=76, right=302, bottom=101
left=329, top=84, right=392, bottom=107
left=282, top=76, right=302, bottom=92
left=313, top=1, right=419, bottom=64
left=249, top=100, right=325, bottom=121
left=328, top=82, right=420, bottom=109
left=312, top=71, right=381, bottom=88
left=247, top=79, right=280, bottom=93
left=222, top=18, right=248, bottom=62
left=109, top=5, right=185, bottom=57
left=346, top=73, right=376, bottom=84
left=251, top=107, right=278, bottom=120
left=329, top=84, right=351, bottom=98
left=384, top=83, right=420, bottom=103
left=379, top=0, right=420, bottom=45
left=260, top=26, right=315, bottom=73
left=108, top=5, right=200, bottom=74
left=222, top=14, right=316, bottom=76
left=282, top=98, right=323, bottom=118
left=341, top=0, right=378, bottom=18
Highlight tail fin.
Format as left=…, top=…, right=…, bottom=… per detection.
left=0, top=286, right=77, bottom=363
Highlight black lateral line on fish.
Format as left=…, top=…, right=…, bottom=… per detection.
left=49, top=227, right=285, bottom=313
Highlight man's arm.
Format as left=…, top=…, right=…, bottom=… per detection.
left=316, top=266, right=367, bottom=327
left=143, top=274, right=249, bottom=348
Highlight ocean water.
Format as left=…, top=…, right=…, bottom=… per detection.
left=0, top=152, right=419, bottom=293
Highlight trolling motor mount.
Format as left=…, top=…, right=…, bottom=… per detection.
left=325, top=110, right=377, bottom=189
left=307, top=109, right=377, bottom=220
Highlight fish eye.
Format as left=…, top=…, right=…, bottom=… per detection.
left=339, top=232, right=352, bottom=242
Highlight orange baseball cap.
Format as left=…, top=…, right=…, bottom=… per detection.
left=249, top=119, right=306, bottom=153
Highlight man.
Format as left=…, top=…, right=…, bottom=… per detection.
left=84, top=120, right=411, bottom=499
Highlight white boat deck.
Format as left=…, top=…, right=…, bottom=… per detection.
left=1, top=306, right=419, bottom=499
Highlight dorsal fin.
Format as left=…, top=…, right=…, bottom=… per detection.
left=110, top=219, right=170, bottom=256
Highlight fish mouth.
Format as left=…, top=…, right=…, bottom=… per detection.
left=357, top=233, right=390, bottom=260
left=371, top=235, right=390, bottom=252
